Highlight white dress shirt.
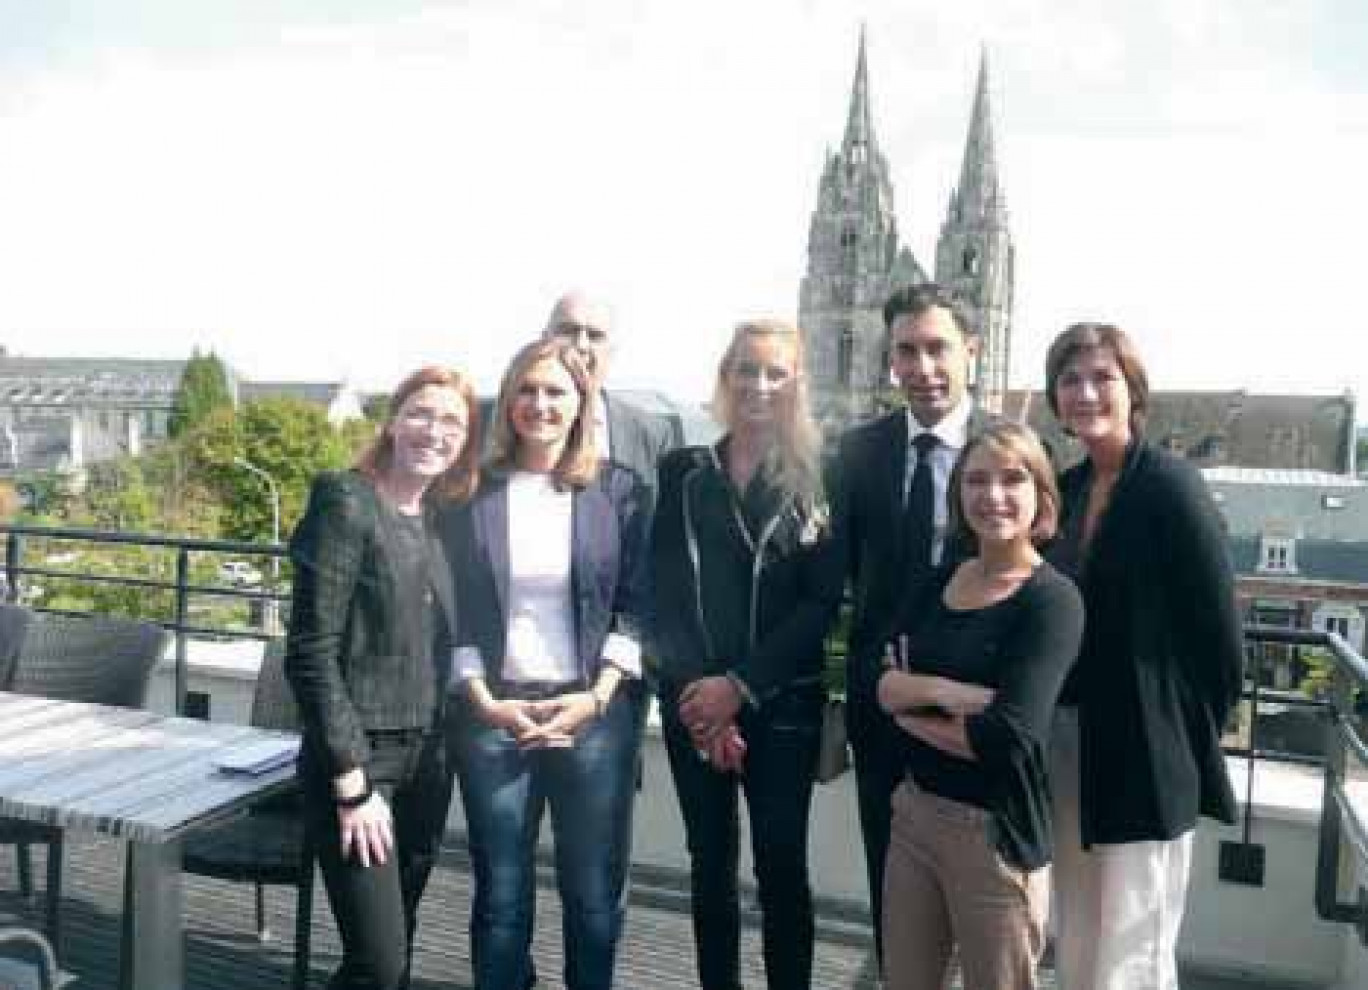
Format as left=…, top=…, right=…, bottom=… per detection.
left=904, top=398, right=973, bottom=565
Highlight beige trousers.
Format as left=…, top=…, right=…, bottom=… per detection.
left=882, top=780, right=1050, bottom=990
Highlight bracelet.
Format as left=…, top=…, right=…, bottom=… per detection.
left=335, top=785, right=373, bottom=810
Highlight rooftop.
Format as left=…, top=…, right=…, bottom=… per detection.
left=0, top=834, right=1266, bottom=989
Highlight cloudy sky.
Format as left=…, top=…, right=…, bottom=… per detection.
left=0, top=0, right=1365, bottom=408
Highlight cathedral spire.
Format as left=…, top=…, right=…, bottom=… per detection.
left=842, top=25, right=875, bottom=151
left=952, top=48, right=1005, bottom=221
left=936, top=46, right=1015, bottom=414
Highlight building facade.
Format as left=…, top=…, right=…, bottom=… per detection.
left=1205, top=467, right=1368, bottom=711
left=799, top=35, right=1014, bottom=432
left=0, top=351, right=364, bottom=478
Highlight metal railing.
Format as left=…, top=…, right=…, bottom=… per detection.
left=1241, top=625, right=1368, bottom=941
left=7, top=522, right=1368, bottom=941
left=0, top=522, right=287, bottom=716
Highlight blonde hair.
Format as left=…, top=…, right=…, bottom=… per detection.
left=711, top=319, right=824, bottom=503
left=356, top=366, right=481, bottom=503
left=488, top=338, right=599, bottom=489
left=946, top=422, right=1060, bottom=553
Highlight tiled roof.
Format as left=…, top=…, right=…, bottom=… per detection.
left=1207, top=470, right=1368, bottom=541
left=239, top=382, right=342, bottom=405
left=1006, top=390, right=1355, bottom=473
left=0, top=357, right=186, bottom=407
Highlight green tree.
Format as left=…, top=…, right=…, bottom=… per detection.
left=362, top=393, right=390, bottom=423
left=189, top=397, right=351, bottom=541
left=15, top=471, right=74, bottom=522
left=168, top=350, right=233, bottom=438
left=72, top=458, right=158, bottom=532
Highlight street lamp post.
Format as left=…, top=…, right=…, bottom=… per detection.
left=232, top=456, right=281, bottom=632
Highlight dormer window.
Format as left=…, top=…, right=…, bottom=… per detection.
left=1259, top=536, right=1296, bottom=574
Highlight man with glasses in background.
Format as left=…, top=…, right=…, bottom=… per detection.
left=542, top=289, right=682, bottom=508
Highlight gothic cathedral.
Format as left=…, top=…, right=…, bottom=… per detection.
left=799, top=32, right=1015, bottom=432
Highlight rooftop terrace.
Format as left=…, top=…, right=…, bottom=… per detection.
left=0, top=833, right=1272, bottom=989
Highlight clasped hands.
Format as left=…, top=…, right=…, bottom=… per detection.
left=478, top=692, right=598, bottom=749
left=680, top=675, right=746, bottom=773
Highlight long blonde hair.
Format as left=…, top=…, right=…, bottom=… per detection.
left=711, top=319, right=824, bottom=504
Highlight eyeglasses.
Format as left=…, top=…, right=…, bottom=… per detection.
left=551, top=321, right=609, bottom=345
left=398, top=409, right=467, bottom=435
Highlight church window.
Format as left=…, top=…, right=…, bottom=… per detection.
left=837, top=328, right=854, bottom=386
left=962, top=247, right=979, bottom=276
left=840, top=226, right=857, bottom=248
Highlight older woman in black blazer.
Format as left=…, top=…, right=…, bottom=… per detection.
left=651, top=319, right=842, bottom=990
left=442, top=338, right=649, bottom=990
left=1044, top=323, right=1243, bottom=990
left=286, top=366, right=479, bottom=990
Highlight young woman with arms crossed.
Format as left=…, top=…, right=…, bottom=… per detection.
left=877, top=423, right=1083, bottom=990
left=651, top=319, right=842, bottom=990
left=1044, top=324, right=1243, bottom=990
left=443, top=338, right=649, bottom=990
left=285, top=366, right=479, bottom=990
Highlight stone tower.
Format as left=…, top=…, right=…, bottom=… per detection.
left=798, top=30, right=925, bottom=433
left=934, top=52, right=1015, bottom=414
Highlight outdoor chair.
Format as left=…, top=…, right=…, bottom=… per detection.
left=0, top=611, right=169, bottom=954
left=0, top=604, right=33, bottom=690
left=181, top=642, right=315, bottom=990
left=0, top=926, right=75, bottom=990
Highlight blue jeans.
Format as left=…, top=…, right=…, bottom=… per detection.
left=452, top=683, right=646, bottom=990
left=661, top=684, right=823, bottom=990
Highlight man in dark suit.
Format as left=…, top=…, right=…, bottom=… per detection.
left=542, top=290, right=683, bottom=505
left=833, top=282, right=992, bottom=969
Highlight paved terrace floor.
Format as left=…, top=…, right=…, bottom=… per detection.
left=0, top=837, right=1261, bottom=989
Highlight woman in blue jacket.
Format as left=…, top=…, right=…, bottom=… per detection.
left=443, top=338, right=649, bottom=990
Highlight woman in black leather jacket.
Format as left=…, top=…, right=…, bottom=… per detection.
left=651, top=319, right=842, bottom=990
left=285, top=365, right=479, bottom=990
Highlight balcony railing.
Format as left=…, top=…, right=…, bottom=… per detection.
left=0, top=521, right=287, bottom=717
left=6, top=521, right=1368, bottom=950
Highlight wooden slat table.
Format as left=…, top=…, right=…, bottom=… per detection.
left=0, top=690, right=299, bottom=990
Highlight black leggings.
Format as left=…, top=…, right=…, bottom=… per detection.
left=301, top=732, right=453, bottom=990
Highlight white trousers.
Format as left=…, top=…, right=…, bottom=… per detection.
left=1049, top=709, right=1194, bottom=990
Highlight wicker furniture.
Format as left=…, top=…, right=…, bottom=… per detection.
left=181, top=644, right=315, bottom=990
left=0, top=610, right=168, bottom=953
left=0, top=690, right=298, bottom=990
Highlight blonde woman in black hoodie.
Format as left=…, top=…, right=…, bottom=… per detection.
left=651, top=319, right=843, bottom=990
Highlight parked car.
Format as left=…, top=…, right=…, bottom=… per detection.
left=219, top=561, right=263, bottom=587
